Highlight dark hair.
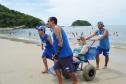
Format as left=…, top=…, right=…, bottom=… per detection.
left=49, top=17, right=57, bottom=25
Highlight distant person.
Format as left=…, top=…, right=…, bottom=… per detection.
left=36, top=26, right=54, bottom=73
left=72, top=32, right=75, bottom=37
left=28, top=32, right=31, bottom=36
left=9, top=32, right=12, bottom=35
left=116, top=32, right=119, bottom=36
left=34, top=34, right=36, bottom=36
left=47, top=17, right=77, bottom=84
left=86, top=21, right=110, bottom=70
left=113, top=32, right=115, bottom=35
left=81, top=32, right=84, bottom=36
left=76, top=32, right=78, bottom=36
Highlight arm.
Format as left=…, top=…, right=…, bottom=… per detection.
left=39, top=35, right=44, bottom=50
left=85, top=31, right=97, bottom=40
left=53, top=26, right=63, bottom=59
left=41, top=43, right=44, bottom=50
left=80, top=45, right=88, bottom=54
left=94, top=30, right=109, bottom=41
left=47, top=35, right=53, bottom=46
left=54, top=26, right=63, bottom=47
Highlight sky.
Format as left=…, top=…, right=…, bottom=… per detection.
left=0, top=0, right=126, bottom=26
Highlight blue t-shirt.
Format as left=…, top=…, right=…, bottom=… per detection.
left=40, top=34, right=53, bottom=51
left=96, top=29, right=110, bottom=49
left=53, top=28, right=73, bottom=58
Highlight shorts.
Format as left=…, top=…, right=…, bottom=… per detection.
left=96, top=46, right=110, bottom=56
left=42, top=49, right=54, bottom=60
left=54, top=56, right=74, bottom=73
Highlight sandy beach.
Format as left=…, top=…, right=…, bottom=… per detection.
left=0, top=38, right=126, bottom=84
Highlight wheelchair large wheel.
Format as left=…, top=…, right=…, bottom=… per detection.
left=62, top=72, right=71, bottom=79
left=82, top=64, right=96, bottom=81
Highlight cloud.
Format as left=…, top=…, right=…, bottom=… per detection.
left=47, top=0, right=126, bottom=25
left=0, top=0, right=126, bottom=25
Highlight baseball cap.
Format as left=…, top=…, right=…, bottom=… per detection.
left=36, top=26, right=46, bottom=31
left=97, top=21, right=104, bottom=25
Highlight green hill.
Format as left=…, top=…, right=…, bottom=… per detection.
left=0, top=4, right=45, bottom=28
left=72, top=20, right=91, bottom=26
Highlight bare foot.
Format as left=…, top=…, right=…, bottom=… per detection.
left=42, top=70, right=48, bottom=74
left=96, top=66, right=99, bottom=70
left=102, top=66, right=107, bottom=69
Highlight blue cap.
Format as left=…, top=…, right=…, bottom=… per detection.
left=97, top=21, right=104, bottom=25
left=36, top=26, right=46, bottom=31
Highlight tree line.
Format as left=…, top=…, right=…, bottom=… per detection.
left=0, top=4, right=45, bottom=28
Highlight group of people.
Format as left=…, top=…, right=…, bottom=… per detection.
left=36, top=17, right=110, bottom=84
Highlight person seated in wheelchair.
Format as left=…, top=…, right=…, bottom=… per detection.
left=73, top=36, right=90, bottom=64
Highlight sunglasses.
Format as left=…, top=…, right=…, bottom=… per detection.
left=48, top=20, right=52, bottom=22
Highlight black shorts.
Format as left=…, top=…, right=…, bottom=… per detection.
left=54, top=56, right=74, bottom=73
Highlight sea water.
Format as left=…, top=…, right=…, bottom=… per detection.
left=0, top=25, right=126, bottom=49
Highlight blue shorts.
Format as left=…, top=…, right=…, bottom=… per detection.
left=42, top=49, right=54, bottom=60
left=54, top=56, right=74, bottom=73
left=96, top=46, right=110, bottom=56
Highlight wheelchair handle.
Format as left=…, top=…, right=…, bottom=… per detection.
left=89, top=40, right=95, bottom=47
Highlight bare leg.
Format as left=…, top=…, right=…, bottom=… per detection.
left=42, top=57, right=48, bottom=73
left=96, top=54, right=100, bottom=70
left=55, top=69, right=62, bottom=84
left=104, top=56, right=109, bottom=68
left=68, top=72, right=78, bottom=84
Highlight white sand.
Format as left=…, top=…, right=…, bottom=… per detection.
left=0, top=38, right=126, bottom=84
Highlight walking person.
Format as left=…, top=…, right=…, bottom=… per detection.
left=47, top=17, right=78, bottom=84
left=36, top=26, right=54, bottom=73
left=86, top=21, right=110, bottom=70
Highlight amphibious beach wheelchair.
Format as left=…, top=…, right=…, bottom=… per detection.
left=62, top=43, right=96, bottom=81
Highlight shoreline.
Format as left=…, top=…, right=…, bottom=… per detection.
left=0, top=34, right=39, bottom=45
left=0, top=34, right=126, bottom=50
